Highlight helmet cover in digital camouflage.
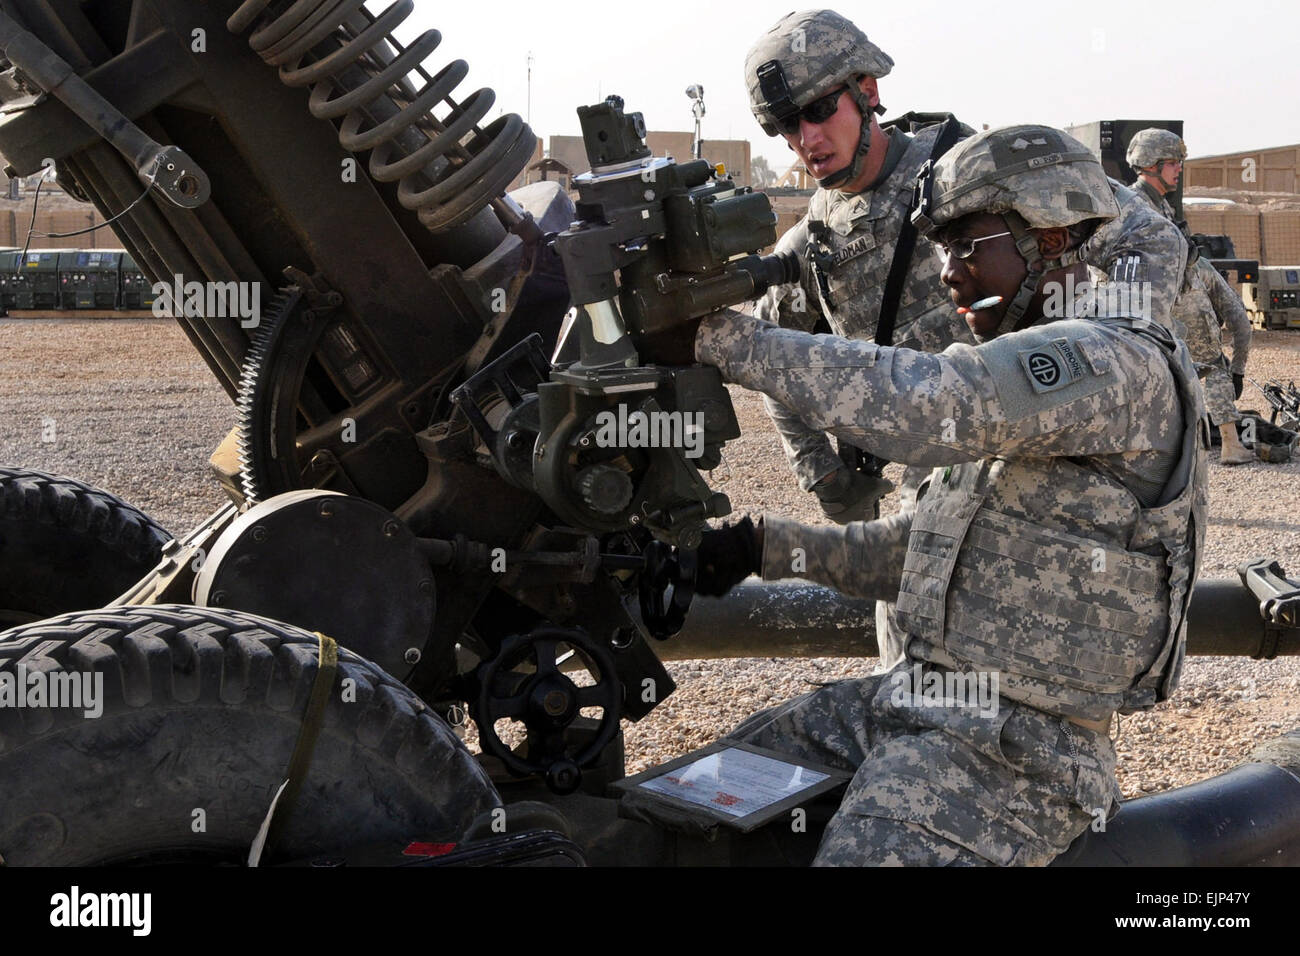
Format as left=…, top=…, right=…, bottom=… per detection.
left=913, top=124, right=1119, bottom=235
left=1126, top=127, right=1187, bottom=171
left=911, top=124, right=1120, bottom=336
left=744, top=9, right=893, bottom=188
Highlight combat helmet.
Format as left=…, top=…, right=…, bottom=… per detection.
left=1126, top=127, right=1187, bottom=173
left=744, top=9, right=893, bottom=189
left=911, top=123, right=1120, bottom=336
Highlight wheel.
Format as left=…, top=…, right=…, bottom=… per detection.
left=0, top=467, right=172, bottom=629
left=0, top=604, right=500, bottom=865
left=473, top=626, right=623, bottom=794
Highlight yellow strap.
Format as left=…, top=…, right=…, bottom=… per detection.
left=261, top=632, right=339, bottom=860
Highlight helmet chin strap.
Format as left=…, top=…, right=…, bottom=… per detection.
left=993, top=212, right=1046, bottom=337
left=1148, top=163, right=1168, bottom=193
left=1142, top=161, right=1179, bottom=195
left=991, top=212, right=1084, bottom=338
left=814, top=86, right=885, bottom=191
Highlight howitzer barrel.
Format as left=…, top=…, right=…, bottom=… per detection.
left=665, top=577, right=1295, bottom=660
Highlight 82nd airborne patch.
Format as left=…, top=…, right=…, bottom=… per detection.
left=1017, top=337, right=1089, bottom=393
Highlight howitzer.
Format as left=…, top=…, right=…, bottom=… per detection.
left=0, top=0, right=791, bottom=812
left=0, top=0, right=1299, bottom=869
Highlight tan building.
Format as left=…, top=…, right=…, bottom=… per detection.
left=1183, top=204, right=1264, bottom=262
left=1182, top=145, right=1300, bottom=276
left=1186, top=144, right=1300, bottom=195
left=0, top=184, right=109, bottom=249
left=1184, top=201, right=1300, bottom=274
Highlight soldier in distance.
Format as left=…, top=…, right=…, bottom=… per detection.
left=1126, top=127, right=1254, bottom=465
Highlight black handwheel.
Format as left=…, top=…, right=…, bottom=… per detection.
left=472, top=626, right=622, bottom=793
left=0, top=467, right=172, bottom=630
left=638, top=541, right=696, bottom=639
left=0, top=604, right=499, bottom=865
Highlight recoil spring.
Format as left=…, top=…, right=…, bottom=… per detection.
left=227, top=0, right=536, bottom=232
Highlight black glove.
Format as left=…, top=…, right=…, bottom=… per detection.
left=1233, top=373, right=1244, bottom=400
left=813, top=466, right=895, bottom=524
left=695, top=516, right=762, bottom=597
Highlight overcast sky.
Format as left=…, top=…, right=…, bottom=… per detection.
left=399, top=0, right=1300, bottom=176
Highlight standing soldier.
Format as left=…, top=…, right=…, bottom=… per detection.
left=723, top=9, right=973, bottom=673
left=691, top=124, right=1208, bottom=866
left=1126, top=128, right=1254, bottom=464
left=742, top=8, right=974, bottom=523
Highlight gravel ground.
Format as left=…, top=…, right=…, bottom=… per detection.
left=2, top=317, right=1298, bottom=798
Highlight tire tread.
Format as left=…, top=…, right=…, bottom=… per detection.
left=0, top=466, right=171, bottom=565
left=0, top=604, right=497, bottom=864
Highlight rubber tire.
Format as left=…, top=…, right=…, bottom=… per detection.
left=0, top=604, right=500, bottom=865
left=0, top=467, right=172, bottom=629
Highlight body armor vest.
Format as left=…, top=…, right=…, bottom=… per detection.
left=893, top=321, right=1208, bottom=721
left=802, top=125, right=956, bottom=349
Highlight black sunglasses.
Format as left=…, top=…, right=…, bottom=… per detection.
left=761, top=86, right=849, bottom=137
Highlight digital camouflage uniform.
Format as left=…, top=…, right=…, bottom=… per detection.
left=1083, top=180, right=1188, bottom=334
left=695, top=125, right=1209, bottom=866
left=759, top=122, right=974, bottom=673
left=1129, top=177, right=1252, bottom=426
left=759, top=159, right=1190, bottom=674
left=744, top=9, right=974, bottom=495
left=1203, top=259, right=1253, bottom=382
left=757, top=122, right=977, bottom=493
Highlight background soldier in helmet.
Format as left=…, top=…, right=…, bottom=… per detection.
left=743, top=8, right=975, bottom=526
left=690, top=125, right=1208, bottom=866
left=1126, top=127, right=1254, bottom=465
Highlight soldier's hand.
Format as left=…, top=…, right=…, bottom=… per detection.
left=1233, top=373, right=1244, bottom=400
left=695, top=516, right=762, bottom=597
left=645, top=319, right=706, bottom=366
left=813, top=467, right=894, bottom=525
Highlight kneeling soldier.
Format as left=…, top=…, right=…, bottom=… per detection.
left=691, top=125, right=1208, bottom=866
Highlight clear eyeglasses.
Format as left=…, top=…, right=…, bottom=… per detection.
left=932, top=230, right=1011, bottom=261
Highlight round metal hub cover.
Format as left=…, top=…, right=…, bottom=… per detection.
left=194, top=490, right=433, bottom=679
